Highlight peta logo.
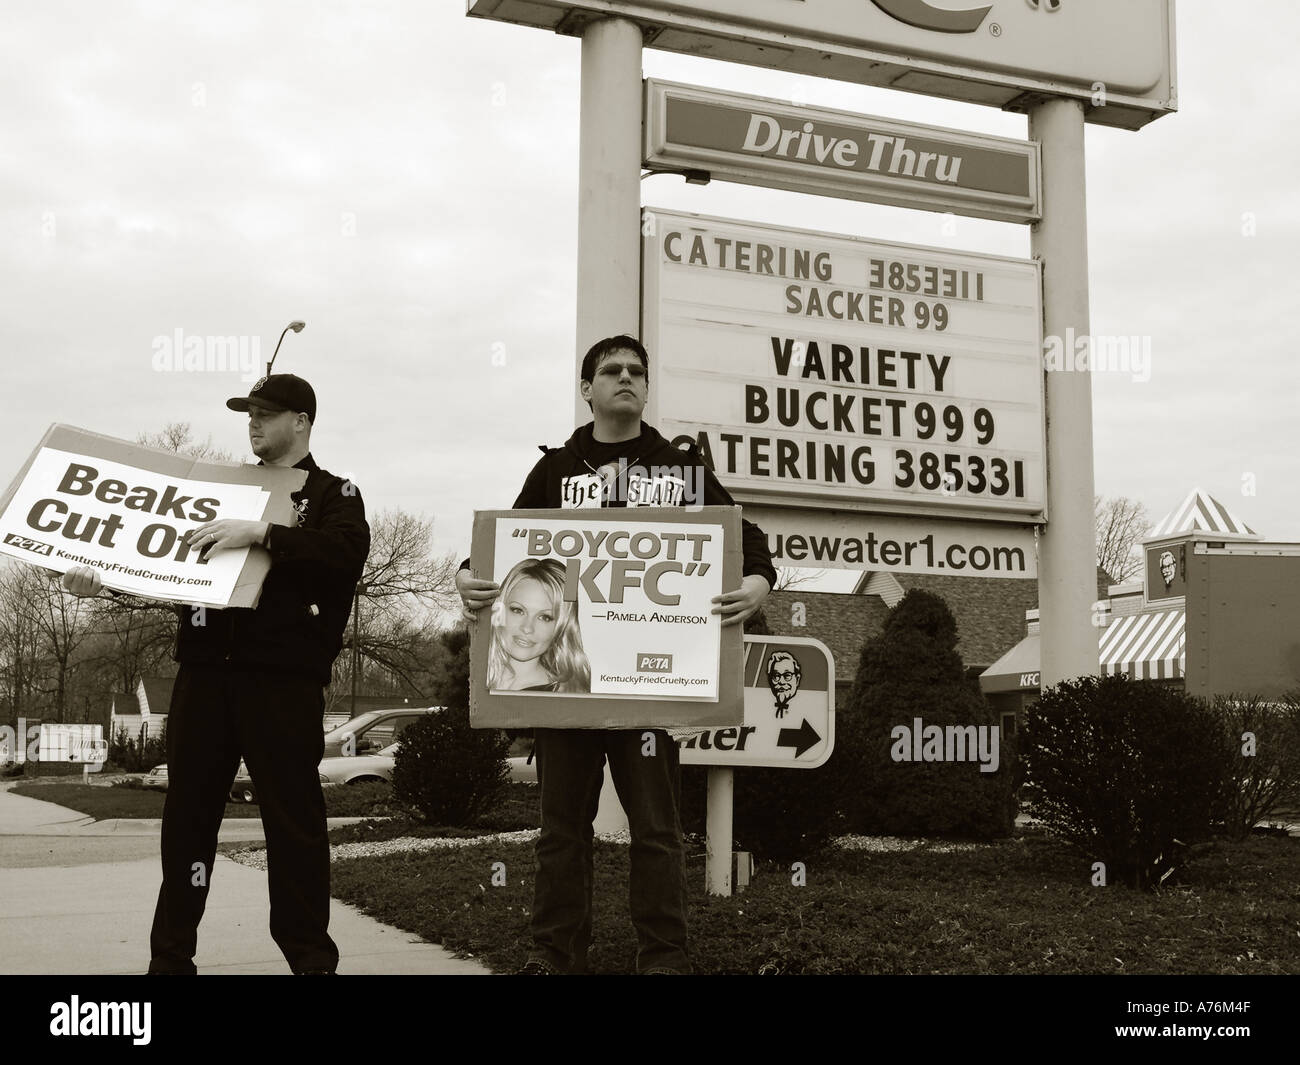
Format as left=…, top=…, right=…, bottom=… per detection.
left=870, top=0, right=994, bottom=34
left=3, top=532, right=53, bottom=556
left=637, top=654, right=673, bottom=673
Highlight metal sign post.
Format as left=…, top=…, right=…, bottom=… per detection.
left=693, top=636, right=836, bottom=896
left=1030, top=97, right=1097, bottom=686
left=705, top=767, right=734, bottom=895
left=574, top=16, right=643, bottom=415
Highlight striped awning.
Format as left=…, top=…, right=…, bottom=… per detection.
left=1149, top=488, right=1258, bottom=540
left=1098, top=608, right=1185, bottom=680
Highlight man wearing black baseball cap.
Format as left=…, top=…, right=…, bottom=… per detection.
left=226, top=372, right=317, bottom=423
left=63, top=373, right=369, bottom=974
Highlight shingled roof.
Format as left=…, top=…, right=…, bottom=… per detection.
left=760, top=567, right=1042, bottom=690
left=138, top=676, right=175, bottom=718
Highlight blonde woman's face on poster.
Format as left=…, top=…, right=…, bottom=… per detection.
left=502, top=578, right=558, bottom=663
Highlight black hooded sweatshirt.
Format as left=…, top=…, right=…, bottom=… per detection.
left=483, top=421, right=776, bottom=590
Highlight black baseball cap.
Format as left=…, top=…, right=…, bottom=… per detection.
left=227, top=374, right=316, bottom=423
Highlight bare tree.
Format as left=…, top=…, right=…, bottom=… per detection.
left=0, top=562, right=95, bottom=722
left=0, top=560, right=44, bottom=720
left=81, top=596, right=176, bottom=695
left=774, top=566, right=829, bottom=592
left=331, top=509, right=460, bottom=707
left=136, top=422, right=235, bottom=463
left=361, top=509, right=460, bottom=618
left=1095, top=495, right=1151, bottom=583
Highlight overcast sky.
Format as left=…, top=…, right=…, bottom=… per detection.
left=2, top=1, right=1296, bottom=587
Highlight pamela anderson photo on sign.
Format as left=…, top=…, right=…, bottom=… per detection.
left=467, top=506, right=745, bottom=730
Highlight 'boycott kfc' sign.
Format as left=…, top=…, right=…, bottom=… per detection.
left=468, top=506, right=745, bottom=729
left=0, top=424, right=305, bottom=608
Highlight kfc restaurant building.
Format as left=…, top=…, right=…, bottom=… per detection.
left=981, top=488, right=1300, bottom=724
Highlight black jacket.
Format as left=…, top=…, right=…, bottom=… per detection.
left=504, top=421, right=777, bottom=590
left=174, top=454, right=370, bottom=684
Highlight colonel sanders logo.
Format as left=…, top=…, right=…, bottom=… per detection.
left=1158, top=549, right=1176, bottom=589
left=767, top=651, right=802, bottom=719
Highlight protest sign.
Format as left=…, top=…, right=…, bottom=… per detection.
left=0, top=424, right=306, bottom=608
left=468, top=506, right=745, bottom=729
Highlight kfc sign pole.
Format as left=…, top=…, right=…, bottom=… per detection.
left=1030, top=97, right=1097, bottom=686
left=574, top=15, right=644, bottom=417
left=705, top=766, right=735, bottom=896
left=573, top=15, right=645, bottom=838
left=693, top=636, right=835, bottom=897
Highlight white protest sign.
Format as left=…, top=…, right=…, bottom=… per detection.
left=491, top=514, right=724, bottom=697
left=0, top=425, right=305, bottom=608
left=469, top=506, right=746, bottom=730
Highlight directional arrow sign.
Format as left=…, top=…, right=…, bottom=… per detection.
left=777, top=719, right=822, bottom=759
left=679, top=635, right=835, bottom=769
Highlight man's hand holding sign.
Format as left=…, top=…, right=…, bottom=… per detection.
left=59, top=519, right=269, bottom=599
left=187, top=518, right=271, bottom=553
left=711, top=573, right=770, bottom=627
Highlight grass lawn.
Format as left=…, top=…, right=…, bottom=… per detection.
left=10, top=782, right=263, bottom=820
left=326, top=831, right=1300, bottom=975
left=9, top=778, right=517, bottom=824
left=9, top=780, right=404, bottom=821
left=324, top=782, right=539, bottom=844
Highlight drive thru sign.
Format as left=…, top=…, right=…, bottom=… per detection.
left=679, top=635, right=835, bottom=769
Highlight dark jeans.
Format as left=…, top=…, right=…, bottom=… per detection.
left=529, top=728, right=690, bottom=974
left=148, top=664, right=337, bottom=974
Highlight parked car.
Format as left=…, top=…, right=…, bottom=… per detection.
left=321, top=707, right=441, bottom=759
left=230, top=707, right=439, bottom=803
left=230, top=737, right=406, bottom=803
left=318, top=742, right=399, bottom=787
left=142, top=765, right=169, bottom=791
left=230, top=762, right=256, bottom=804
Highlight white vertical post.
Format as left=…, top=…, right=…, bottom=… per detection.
left=1031, top=98, right=1098, bottom=687
left=705, top=767, right=733, bottom=896
left=575, top=16, right=643, bottom=831
left=591, top=760, right=628, bottom=836
left=574, top=16, right=643, bottom=425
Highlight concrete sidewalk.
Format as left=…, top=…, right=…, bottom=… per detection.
left=0, top=788, right=492, bottom=975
